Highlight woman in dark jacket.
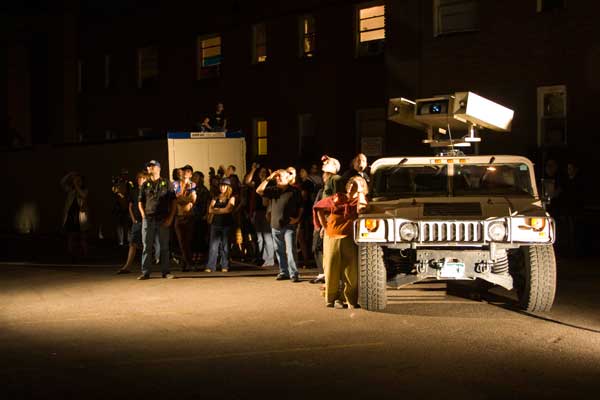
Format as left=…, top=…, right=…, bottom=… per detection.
left=205, top=178, right=235, bottom=272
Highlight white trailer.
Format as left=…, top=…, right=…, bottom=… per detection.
left=167, top=131, right=246, bottom=178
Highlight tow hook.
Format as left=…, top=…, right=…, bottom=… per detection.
left=416, top=261, right=428, bottom=274
left=475, top=262, right=491, bottom=274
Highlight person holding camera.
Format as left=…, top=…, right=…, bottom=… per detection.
left=173, top=164, right=197, bottom=272
left=256, top=169, right=303, bottom=282
left=117, top=171, right=148, bottom=274
left=111, top=169, right=133, bottom=246
left=61, top=172, right=90, bottom=260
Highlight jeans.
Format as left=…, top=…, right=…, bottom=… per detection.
left=254, top=210, right=275, bottom=265
left=271, top=225, right=299, bottom=278
left=141, top=216, right=171, bottom=276
left=207, top=225, right=230, bottom=271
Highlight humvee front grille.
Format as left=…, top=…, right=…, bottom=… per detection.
left=419, top=221, right=483, bottom=243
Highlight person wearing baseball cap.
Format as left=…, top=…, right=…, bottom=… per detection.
left=145, top=160, right=161, bottom=168
left=138, top=160, right=176, bottom=280
left=321, top=155, right=344, bottom=197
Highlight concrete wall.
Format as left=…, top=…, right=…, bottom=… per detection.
left=0, top=139, right=167, bottom=236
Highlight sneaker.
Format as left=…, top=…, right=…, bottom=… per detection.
left=291, top=275, right=301, bottom=283
left=162, top=273, right=176, bottom=279
left=137, top=274, right=150, bottom=280
left=204, top=268, right=213, bottom=273
left=309, top=277, right=325, bottom=284
left=222, top=268, right=229, bottom=273
left=335, top=299, right=347, bottom=309
left=326, top=302, right=335, bottom=308
left=276, top=274, right=290, bottom=281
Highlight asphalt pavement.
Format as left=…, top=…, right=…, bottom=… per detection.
left=0, top=243, right=599, bottom=399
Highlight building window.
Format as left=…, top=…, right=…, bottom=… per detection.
left=77, top=59, right=83, bottom=93
left=298, top=114, right=315, bottom=157
left=104, top=54, right=112, bottom=89
left=197, top=35, right=222, bottom=79
left=137, top=46, right=158, bottom=89
left=356, top=3, right=385, bottom=57
left=252, top=24, right=267, bottom=63
left=357, top=108, right=386, bottom=157
left=537, top=85, right=567, bottom=147
left=299, top=15, right=316, bottom=58
left=434, top=0, right=479, bottom=37
left=255, top=119, right=268, bottom=155
left=537, top=0, right=565, bottom=12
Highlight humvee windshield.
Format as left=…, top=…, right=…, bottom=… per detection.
left=371, top=163, right=534, bottom=199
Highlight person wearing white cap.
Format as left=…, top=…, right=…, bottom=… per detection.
left=321, top=155, right=343, bottom=198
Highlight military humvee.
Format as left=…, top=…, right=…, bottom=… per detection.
left=355, top=92, right=556, bottom=312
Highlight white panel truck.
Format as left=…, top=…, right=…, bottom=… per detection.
left=356, top=93, right=557, bottom=312
left=167, top=131, right=246, bottom=178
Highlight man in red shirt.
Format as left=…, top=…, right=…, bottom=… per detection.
left=314, top=176, right=368, bottom=308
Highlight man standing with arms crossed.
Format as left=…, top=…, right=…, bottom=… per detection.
left=138, top=160, right=176, bottom=280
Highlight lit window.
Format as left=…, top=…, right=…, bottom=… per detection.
left=300, top=15, right=316, bottom=58
left=197, top=35, right=222, bottom=79
left=137, top=46, right=158, bottom=88
left=256, top=119, right=268, bottom=155
left=359, top=5, right=385, bottom=42
left=253, top=24, right=267, bottom=63
left=434, top=0, right=479, bottom=36
left=356, top=4, right=385, bottom=57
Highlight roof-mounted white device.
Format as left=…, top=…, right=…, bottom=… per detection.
left=388, top=92, right=514, bottom=148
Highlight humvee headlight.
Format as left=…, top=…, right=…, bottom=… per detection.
left=488, top=222, right=507, bottom=241
left=399, top=223, right=419, bottom=241
left=364, top=219, right=380, bottom=232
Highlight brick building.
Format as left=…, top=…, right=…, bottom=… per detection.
left=1, top=0, right=598, bottom=235
left=3, top=0, right=598, bottom=164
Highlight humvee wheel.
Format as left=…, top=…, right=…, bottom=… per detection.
left=359, top=243, right=387, bottom=311
left=511, top=245, right=557, bottom=312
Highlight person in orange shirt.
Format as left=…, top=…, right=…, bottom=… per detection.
left=314, top=176, right=368, bottom=308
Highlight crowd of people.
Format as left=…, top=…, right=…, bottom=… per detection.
left=101, top=153, right=371, bottom=308
left=59, top=151, right=591, bottom=309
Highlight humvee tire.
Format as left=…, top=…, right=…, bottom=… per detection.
left=514, top=245, right=557, bottom=312
left=359, top=243, right=387, bottom=311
